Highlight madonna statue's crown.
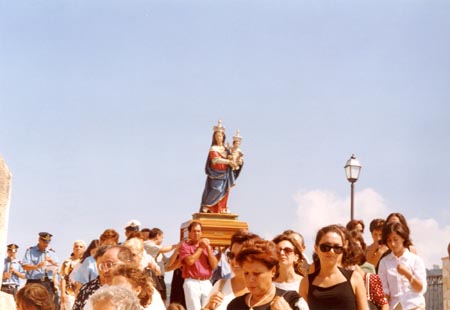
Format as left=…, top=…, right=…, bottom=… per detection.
left=213, top=119, right=225, bottom=133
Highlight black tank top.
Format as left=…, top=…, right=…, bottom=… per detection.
left=308, top=267, right=357, bottom=310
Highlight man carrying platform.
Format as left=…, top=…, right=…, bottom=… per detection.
left=179, top=221, right=218, bottom=310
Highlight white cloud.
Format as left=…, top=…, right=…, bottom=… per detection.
left=293, top=188, right=450, bottom=269
left=409, top=218, right=450, bottom=268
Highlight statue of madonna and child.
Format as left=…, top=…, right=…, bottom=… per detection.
left=199, top=120, right=244, bottom=214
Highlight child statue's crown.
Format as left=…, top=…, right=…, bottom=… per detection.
left=233, top=129, right=242, bottom=142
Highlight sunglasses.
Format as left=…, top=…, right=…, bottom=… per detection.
left=319, top=243, right=344, bottom=254
left=278, top=247, right=295, bottom=255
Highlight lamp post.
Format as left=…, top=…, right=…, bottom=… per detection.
left=344, top=154, right=362, bottom=221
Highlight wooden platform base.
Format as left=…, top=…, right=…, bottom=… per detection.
left=180, top=213, right=248, bottom=248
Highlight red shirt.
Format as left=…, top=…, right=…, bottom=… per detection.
left=179, top=241, right=213, bottom=280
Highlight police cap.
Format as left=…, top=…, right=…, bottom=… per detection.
left=7, top=244, right=19, bottom=252
left=39, top=232, right=53, bottom=242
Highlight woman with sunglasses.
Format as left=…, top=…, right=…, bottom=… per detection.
left=272, top=233, right=305, bottom=291
left=299, top=225, right=368, bottom=310
left=203, top=230, right=260, bottom=310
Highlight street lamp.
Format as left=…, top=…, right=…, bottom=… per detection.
left=344, top=154, right=362, bottom=221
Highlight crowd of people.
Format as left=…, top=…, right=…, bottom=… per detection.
left=1, top=213, right=429, bottom=310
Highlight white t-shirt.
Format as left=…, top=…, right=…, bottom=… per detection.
left=273, top=280, right=301, bottom=292
left=143, top=290, right=166, bottom=310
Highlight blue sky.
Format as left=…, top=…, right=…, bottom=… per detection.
left=1, top=0, right=449, bottom=269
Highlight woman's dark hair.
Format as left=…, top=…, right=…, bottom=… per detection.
left=230, top=230, right=260, bottom=249
left=386, top=212, right=411, bottom=235
left=346, top=241, right=366, bottom=267
left=273, top=233, right=305, bottom=276
left=350, top=230, right=367, bottom=251
left=342, top=229, right=366, bottom=267
left=335, top=225, right=371, bottom=268
left=312, top=252, right=320, bottom=271
left=236, top=238, right=278, bottom=272
left=382, top=221, right=412, bottom=249
left=314, top=225, right=349, bottom=271
left=346, top=219, right=365, bottom=232
left=81, top=239, right=99, bottom=263
left=369, top=218, right=385, bottom=233
left=315, top=224, right=346, bottom=246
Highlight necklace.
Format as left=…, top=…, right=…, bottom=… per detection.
left=247, top=285, right=276, bottom=310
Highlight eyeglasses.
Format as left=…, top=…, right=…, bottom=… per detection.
left=227, top=252, right=238, bottom=260
left=98, top=261, right=122, bottom=271
left=319, top=244, right=344, bottom=254
left=278, top=247, right=295, bottom=255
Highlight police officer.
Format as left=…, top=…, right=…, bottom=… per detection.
left=22, top=232, right=60, bottom=309
left=2, top=243, right=25, bottom=297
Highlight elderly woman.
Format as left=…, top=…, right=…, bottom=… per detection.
left=227, top=238, right=302, bottom=310
left=203, top=230, right=260, bottom=310
left=111, top=264, right=166, bottom=310
left=378, top=222, right=426, bottom=310
left=60, top=240, right=86, bottom=310
left=299, top=225, right=368, bottom=310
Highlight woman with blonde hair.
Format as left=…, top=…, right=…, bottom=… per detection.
left=16, top=283, right=54, bottom=310
left=111, top=264, right=166, bottom=310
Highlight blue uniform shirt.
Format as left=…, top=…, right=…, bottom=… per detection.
left=22, top=245, right=59, bottom=280
left=71, top=255, right=98, bottom=285
left=2, top=258, right=24, bottom=286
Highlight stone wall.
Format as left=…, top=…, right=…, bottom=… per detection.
left=0, top=155, right=12, bottom=265
left=443, top=256, right=450, bottom=310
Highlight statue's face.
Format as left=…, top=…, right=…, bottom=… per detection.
left=215, top=132, right=224, bottom=145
